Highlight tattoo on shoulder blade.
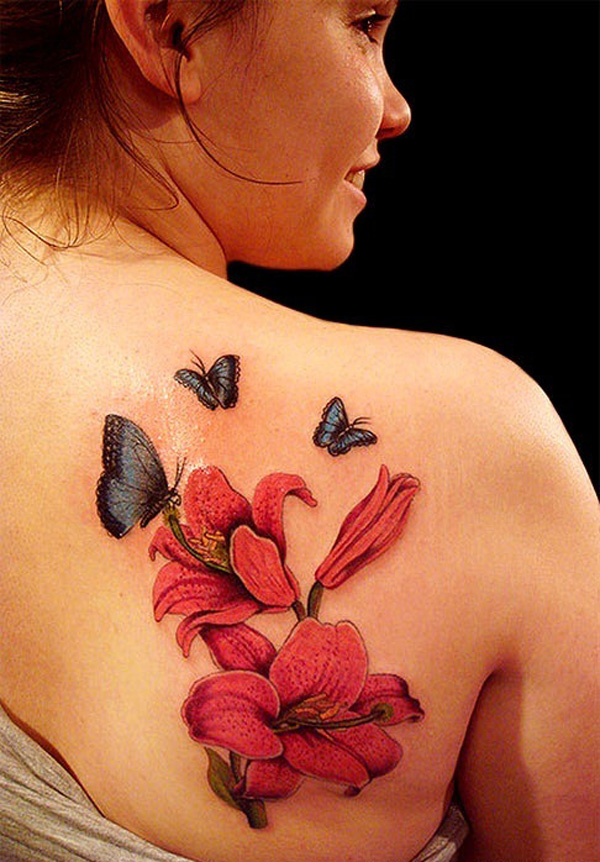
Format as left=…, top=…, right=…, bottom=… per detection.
left=174, top=352, right=240, bottom=410
left=313, top=396, right=377, bottom=456
left=96, top=415, right=183, bottom=539
left=96, top=408, right=423, bottom=829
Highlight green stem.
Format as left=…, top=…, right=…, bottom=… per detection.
left=229, top=752, right=268, bottom=829
left=307, top=581, right=324, bottom=619
left=292, top=599, right=307, bottom=622
left=242, top=799, right=268, bottom=829
left=273, top=704, right=388, bottom=734
left=165, top=509, right=232, bottom=575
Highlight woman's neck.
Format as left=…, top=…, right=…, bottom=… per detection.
left=119, top=193, right=228, bottom=277
left=1, top=177, right=229, bottom=279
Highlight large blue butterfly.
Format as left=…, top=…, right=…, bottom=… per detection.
left=174, top=353, right=240, bottom=410
left=96, top=415, right=182, bottom=538
left=313, top=397, right=377, bottom=456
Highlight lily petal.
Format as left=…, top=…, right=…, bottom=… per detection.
left=281, top=729, right=370, bottom=788
left=149, top=524, right=200, bottom=569
left=359, top=473, right=420, bottom=560
left=354, top=674, right=425, bottom=725
left=181, top=671, right=283, bottom=759
left=231, top=525, right=299, bottom=606
left=200, top=624, right=277, bottom=675
left=328, top=720, right=403, bottom=779
left=252, top=473, right=317, bottom=555
left=315, top=470, right=420, bottom=589
left=153, top=561, right=254, bottom=621
left=243, top=757, right=303, bottom=799
left=269, top=618, right=368, bottom=712
left=184, top=467, right=252, bottom=538
left=333, top=465, right=391, bottom=548
left=176, top=602, right=261, bottom=657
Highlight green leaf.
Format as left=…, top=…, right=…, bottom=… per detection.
left=204, top=748, right=243, bottom=811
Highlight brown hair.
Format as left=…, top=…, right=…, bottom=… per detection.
left=0, top=0, right=251, bottom=240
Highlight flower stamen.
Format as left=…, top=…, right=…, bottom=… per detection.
left=164, top=507, right=233, bottom=573
left=190, top=528, right=231, bottom=571
left=273, top=699, right=389, bottom=733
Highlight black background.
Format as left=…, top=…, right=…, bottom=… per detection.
left=230, top=0, right=599, bottom=490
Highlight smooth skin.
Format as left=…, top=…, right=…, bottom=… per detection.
left=1, top=2, right=598, bottom=860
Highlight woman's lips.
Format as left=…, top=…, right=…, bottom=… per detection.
left=344, top=169, right=366, bottom=190
left=344, top=156, right=379, bottom=191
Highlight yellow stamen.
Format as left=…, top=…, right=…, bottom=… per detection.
left=188, top=528, right=231, bottom=571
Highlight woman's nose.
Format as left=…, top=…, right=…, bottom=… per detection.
left=377, top=75, right=411, bottom=140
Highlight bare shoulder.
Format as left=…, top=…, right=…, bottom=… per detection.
left=340, top=325, right=599, bottom=856
left=284, top=317, right=599, bottom=658
left=361, top=332, right=600, bottom=860
left=353, top=323, right=595, bottom=508
left=1, top=238, right=597, bottom=860
left=367, top=330, right=600, bottom=860
left=366, top=324, right=599, bottom=656
left=319, top=320, right=593, bottom=512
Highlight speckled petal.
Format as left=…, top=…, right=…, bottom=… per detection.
left=184, top=467, right=252, bottom=538
left=252, top=473, right=317, bottom=555
left=354, top=674, right=424, bottom=725
left=243, top=757, right=303, bottom=799
left=231, top=525, right=299, bottom=606
left=182, top=671, right=283, bottom=759
left=200, top=623, right=277, bottom=674
left=269, top=618, right=368, bottom=712
left=281, top=729, right=370, bottom=788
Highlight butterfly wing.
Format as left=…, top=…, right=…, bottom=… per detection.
left=206, top=355, right=240, bottom=409
left=313, top=397, right=348, bottom=449
left=96, top=415, right=171, bottom=538
left=328, top=427, right=378, bottom=456
left=174, top=368, right=219, bottom=410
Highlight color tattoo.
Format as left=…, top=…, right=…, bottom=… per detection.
left=175, top=353, right=240, bottom=410
left=97, top=412, right=423, bottom=829
left=313, top=396, right=377, bottom=456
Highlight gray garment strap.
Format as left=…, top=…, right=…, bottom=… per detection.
left=0, top=705, right=193, bottom=862
left=0, top=704, right=467, bottom=861
left=410, top=801, right=469, bottom=862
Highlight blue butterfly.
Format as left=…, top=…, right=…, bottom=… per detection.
left=174, top=353, right=240, bottom=410
left=313, top=397, right=378, bottom=456
left=96, top=415, right=183, bottom=538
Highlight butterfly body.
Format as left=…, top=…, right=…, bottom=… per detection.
left=313, top=397, right=377, bottom=456
left=97, top=415, right=182, bottom=538
left=175, top=354, right=240, bottom=410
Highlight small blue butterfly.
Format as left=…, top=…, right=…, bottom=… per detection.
left=313, top=397, right=378, bottom=456
left=174, top=353, right=240, bottom=410
left=96, top=415, right=183, bottom=538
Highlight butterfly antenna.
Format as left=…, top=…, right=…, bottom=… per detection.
left=352, top=416, right=371, bottom=427
left=174, top=457, right=186, bottom=490
left=190, top=351, right=206, bottom=375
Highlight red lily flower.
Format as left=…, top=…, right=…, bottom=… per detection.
left=182, top=618, right=424, bottom=798
left=149, top=467, right=316, bottom=655
left=314, top=465, right=420, bottom=590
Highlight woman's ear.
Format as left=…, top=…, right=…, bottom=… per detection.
left=104, top=0, right=203, bottom=103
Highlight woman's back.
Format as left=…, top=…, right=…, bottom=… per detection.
left=1, top=0, right=598, bottom=857
left=1, top=220, right=597, bottom=861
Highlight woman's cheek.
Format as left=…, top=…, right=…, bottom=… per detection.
left=323, top=64, right=385, bottom=167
